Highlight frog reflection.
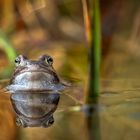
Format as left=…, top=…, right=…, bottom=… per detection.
left=11, top=92, right=60, bottom=127
left=7, top=55, right=64, bottom=127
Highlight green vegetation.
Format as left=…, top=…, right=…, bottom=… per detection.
left=0, top=30, right=16, bottom=62
left=83, top=0, right=101, bottom=103
left=0, top=30, right=16, bottom=78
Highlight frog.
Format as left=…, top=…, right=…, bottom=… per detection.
left=7, top=54, right=64, bottom=127
left=7, top=54, right=63, bottom=92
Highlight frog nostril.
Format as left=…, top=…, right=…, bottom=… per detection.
left=27, top=62, right=40, bottom=68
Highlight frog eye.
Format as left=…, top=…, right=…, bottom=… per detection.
left=15, top=55, right=27, bottom=66
left=46, top=56, right=53, bottom=65
left=15, top=56, right=21, bottom=66
left=39, top=55, right=53, bottom=65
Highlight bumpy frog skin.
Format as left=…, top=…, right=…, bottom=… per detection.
left=7, top=54, right=63, bottom=92
left=7, top=54, right=63, bottom=127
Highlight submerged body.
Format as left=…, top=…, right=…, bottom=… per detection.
left=7, top=54, right=63, bottom=127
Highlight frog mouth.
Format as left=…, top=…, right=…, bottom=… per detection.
left=10, top=68, right=60, bottom=85
left=21, top=70, right=53, bottom=74
left=14, top=69, right=55, bottom=77
left=14, top=70, right=55, bottom=81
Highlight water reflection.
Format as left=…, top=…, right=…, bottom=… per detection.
left=1, top=80, right=140, bottom=140
left=83, top=103, right=101, bottom=140
left=10, top=91, right=60, bottom=127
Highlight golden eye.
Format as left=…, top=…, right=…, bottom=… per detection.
left=46, top=56, right=53, bottom=65
left=39, top=54, right=53, bottom=65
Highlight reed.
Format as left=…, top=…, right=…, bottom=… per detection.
left=82, top=0, right=101, bottom=103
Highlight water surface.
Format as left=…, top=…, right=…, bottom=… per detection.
left=0, top=79, right=140, bottom=140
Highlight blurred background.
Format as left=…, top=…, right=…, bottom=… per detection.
left=0, top=0, right=140, bottom=79
left=0, top=0, right=140, bottom=140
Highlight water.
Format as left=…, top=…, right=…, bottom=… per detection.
left=0, top=79, right=140, bottom=140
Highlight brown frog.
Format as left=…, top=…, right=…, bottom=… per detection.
left=7, top=54, right=63, bottom=92
left=7, top=54, right=64, bottom=127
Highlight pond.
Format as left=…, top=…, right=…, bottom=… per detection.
left=0, top=0, right=140, bottom=139
left=0, top=43, right=140, bottom=140
left=0, top=78, right=140, bottom=140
